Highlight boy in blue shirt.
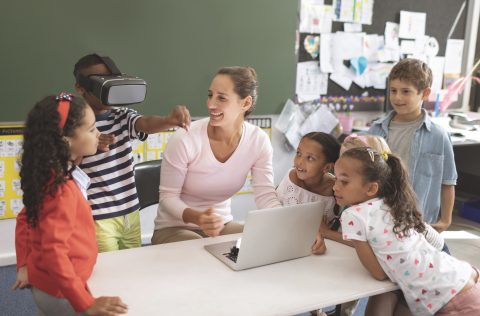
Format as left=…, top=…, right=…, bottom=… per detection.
left=368, top=58, right=456, bottom=238
left=74, top=54, right=191, bottom=252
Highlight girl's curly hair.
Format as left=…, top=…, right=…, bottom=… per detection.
left=342, top=147, right=426, bottom=237
left=20, top=95, right=87, bottom=228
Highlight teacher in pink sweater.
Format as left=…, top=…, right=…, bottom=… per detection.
left=152, top=66, right=282, bottom=244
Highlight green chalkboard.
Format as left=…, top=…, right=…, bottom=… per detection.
left=0, top=1, right=297, bottom=122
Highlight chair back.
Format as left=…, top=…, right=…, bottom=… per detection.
left=134, top=160, right=162, bottom=210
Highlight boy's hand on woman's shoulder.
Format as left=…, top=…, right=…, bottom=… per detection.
left=165, top=105, right=191, bottom=131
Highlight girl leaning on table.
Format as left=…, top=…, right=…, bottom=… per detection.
left=315, top=133, right=446, bottom=316
left=12, top=94, right=128, bottom=316
left=336, top=146, right=480, bottom=316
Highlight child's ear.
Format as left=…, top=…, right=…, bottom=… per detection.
left=421, top=87, right=431, bottom=101
left=62, top=136, right=71, bottom=146
left=75, top=82, right=86, bottom=95
left=366, top=182, right=378, bottom=197
left=323, top=162, right=334, bottom=174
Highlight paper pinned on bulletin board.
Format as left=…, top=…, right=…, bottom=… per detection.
left=299, top=104, right=339, bottom=137
left=299, top=2, right=332, bottom=34
left=399, top=11, right=426, bottom=39
left=428, top=56, right=446, bottom=101
left=443, top=39, right=464, bottom=89
left=296, top=61, right=328, bottom=102
left=333, top=0, right=374, bottom=25
left=363, top=34, right=379, bottom=62
left=330, top=64, right=353, bottom=91
left=384, top=22, right=399, bottom=49
left=0, top=125, right=24, bottom=220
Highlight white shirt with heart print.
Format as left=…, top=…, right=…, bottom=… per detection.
left=341, top=198, right=472, bottom=316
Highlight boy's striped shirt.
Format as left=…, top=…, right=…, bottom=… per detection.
left=80, top=108, right=147, bottom=220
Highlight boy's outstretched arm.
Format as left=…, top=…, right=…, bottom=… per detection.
left=136, top=105, right=191, bottom=134
left=430, top=184, right=454, bottom=233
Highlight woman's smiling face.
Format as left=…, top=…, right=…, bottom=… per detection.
left=206, top=74, right=251, bottom=127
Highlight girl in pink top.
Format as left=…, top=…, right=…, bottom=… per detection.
left=152, top=67, right=282, bottom=244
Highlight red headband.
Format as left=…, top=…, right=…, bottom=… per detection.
left=56, top=93, right=75, bottom=129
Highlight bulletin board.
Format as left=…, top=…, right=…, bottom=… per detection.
left=297, top=0, right=469, bottom=111
left=0, top=125, right=24, bottom=220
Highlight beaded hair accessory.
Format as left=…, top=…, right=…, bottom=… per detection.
left=55, top=93, right=75, bottom=129
left=344, top=133, right=369, bottom=147
left=380, top=150, right=389, bottom=161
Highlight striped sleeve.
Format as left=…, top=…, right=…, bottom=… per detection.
left=123, top=109, right=147, bottom=142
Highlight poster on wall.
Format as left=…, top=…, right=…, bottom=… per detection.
left=0, top=125, right=24, bottom=220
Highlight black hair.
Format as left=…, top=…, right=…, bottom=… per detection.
left=300, top=132, right=343, bottom=231
left=301, top=132, right=341, bottom=164
left=20, top=95, right=87, bottom=228
left=74, top=54, right=107, bottom=73
left=342, top=147, right=426, bottom=237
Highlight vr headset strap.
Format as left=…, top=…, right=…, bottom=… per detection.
left=73, top=52, right=122, bottom=90
left=93, top=52, right=121, bottom=76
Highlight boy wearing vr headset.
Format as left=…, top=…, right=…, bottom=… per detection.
left=74, top=53, right=191, bottom=252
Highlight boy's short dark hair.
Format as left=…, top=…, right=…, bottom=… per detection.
left=388, top=58, right=433, bottom=93
left=74, top=54, right=106, bottom=72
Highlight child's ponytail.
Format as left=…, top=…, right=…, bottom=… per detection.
left=383, top=154, right=426, bottom=237
left=20, top=95, right=87, bottom=228
left=342, top=148, right=425, bottom=237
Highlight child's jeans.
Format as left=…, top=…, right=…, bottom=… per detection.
left=436, top=266, right=480, bottom=316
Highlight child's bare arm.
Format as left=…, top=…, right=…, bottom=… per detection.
left=430, top=184, right=454, bottom=233
left=352, top=240, right=388, bottom=281
left=135, top=105, right=191, bottom=134
left=319, top=215, right=354, bottom=247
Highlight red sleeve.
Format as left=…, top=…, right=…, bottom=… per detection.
left=39, top=185, right=95, bottom=313
left=15, top=206, right=30, bottom=271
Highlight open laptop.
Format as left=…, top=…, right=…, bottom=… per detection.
left=204, top=201, right=325, bottom=271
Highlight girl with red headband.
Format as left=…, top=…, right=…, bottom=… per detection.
left=12, top=94, right=128, bottom=315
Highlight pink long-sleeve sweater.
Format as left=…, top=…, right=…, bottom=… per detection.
left=154, top=118, right=282, bottom=231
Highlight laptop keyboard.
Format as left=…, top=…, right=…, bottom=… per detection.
left=223, top=246, right=239, bottom=263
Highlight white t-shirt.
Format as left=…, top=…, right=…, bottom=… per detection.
left=275, top=169, right=336, bottom=218
left=341, top=198, right=472, bottom=316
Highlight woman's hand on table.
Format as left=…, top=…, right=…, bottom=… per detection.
left=198, top=208, right=225, bottom=237
left=183, top=207, right=224, bottom=238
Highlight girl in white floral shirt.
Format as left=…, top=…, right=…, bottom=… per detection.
left=336, top=147, right=479, bottom=316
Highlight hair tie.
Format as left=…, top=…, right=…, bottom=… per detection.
left=344, top=133, right=369, bottom=147
left=55, top=93, right=75, bottom=129
left=380, top=150, right=389, bottom=161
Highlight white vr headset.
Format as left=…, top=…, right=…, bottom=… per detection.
left=74, top=52, right=147, bottom=106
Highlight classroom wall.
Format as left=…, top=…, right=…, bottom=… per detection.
left=0, top=0, right=296, bottom=122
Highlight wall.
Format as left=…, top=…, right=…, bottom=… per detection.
left=0, top=0, right=296, bottom=122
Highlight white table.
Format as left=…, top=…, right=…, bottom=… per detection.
left=88, top=234, right=398, bottom=316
